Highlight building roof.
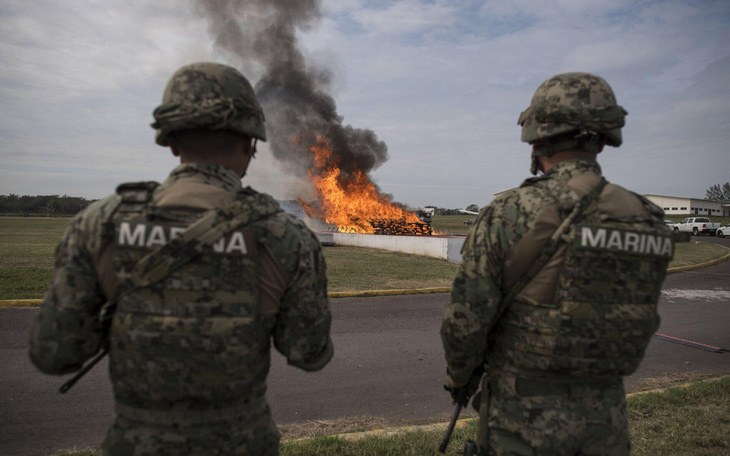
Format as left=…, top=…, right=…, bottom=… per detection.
left=643, top=193, right=729, bottom=205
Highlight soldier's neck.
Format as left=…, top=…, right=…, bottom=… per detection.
left=538, top=150, right=597, bottom=173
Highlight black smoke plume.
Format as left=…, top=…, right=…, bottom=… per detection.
left=194, top=0, right=388, bottom=180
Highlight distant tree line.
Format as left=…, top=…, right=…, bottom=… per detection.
left=0, top=194, right=96, bottom=216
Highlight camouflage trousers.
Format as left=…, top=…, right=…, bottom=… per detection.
left=476, top=374, right=629, bottom=456
left=102, top=397, right=280, bottom=456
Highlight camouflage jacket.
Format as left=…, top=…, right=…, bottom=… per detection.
left=441, top=158, right=668, bottom=387
left=29, top=162, right=333, bottom=377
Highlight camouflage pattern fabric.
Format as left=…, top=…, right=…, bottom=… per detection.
left=30, top=163, right=332, bottom=456
left=518, top=72, right=627, bottom=147
left=441, top=158, right=672, bottom=455
left=484, top=375, right=630, bottom=456
left=152, top=62, right=267, bottom=146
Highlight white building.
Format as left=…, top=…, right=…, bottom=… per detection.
left=643, top=194, right=730, bottom=217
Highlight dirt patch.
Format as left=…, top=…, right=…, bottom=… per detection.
left=279, top=416, right=390, bottom=440
left=631, top=372, right=722, bottom=393
left=279, top=411, right=477, bottom=440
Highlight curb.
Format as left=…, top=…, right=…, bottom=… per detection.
left=0, top=299, right=42, bottom=308
left=293, top=375, right=729, bottom=444
left=0, top=288, right=454, bottom=308
left=3, top=245, right=729, bottom=307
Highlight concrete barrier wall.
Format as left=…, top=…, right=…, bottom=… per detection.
left=331, top=233, right=466, bottom=263
left=447, top=237, right=466, bottom=264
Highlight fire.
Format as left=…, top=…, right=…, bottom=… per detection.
left=298, top=136, right=431, bottom=235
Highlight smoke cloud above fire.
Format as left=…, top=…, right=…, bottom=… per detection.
left=194, top=0, right=389, bottom=183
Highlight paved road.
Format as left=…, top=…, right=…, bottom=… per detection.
left=1, top=238, right=729, bottom=456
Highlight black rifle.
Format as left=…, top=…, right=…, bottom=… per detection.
left=59, top=346, right=108, bottom=394
left=59, top=303, right=115, bottom=394
left=439, top=387, right=469, bottom=453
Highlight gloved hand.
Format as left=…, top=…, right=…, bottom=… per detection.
left=444, top=366, right=484, bottom=406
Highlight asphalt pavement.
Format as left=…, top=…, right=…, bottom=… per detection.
left=1, top=237, right=729, bottom=456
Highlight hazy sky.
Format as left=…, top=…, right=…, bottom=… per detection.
left=1, top=0, right=729, bottom=209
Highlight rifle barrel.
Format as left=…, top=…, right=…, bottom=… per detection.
left=438, top=388, right=468, bottom=453
left=59, top=347, right=108, bottom=394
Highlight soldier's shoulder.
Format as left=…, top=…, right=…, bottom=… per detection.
left=73, top=194, right=120, bottom=228
left=464, top=181, right=556, bottom=253
left=55, top=194, right=121, bottom=253
left=605, top=181, right=648, bottom=202
left=236, top=188, right=318, bottom=249
left=484, top=183, right=552, bottom=223
left=90, top=193, right=123, bottom=216
left=604, top=183, right=665, bottom=219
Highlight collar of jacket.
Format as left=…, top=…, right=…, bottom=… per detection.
left=163, top=163, right=243, bottom=193
left=542, top=158, right=602, bottom=183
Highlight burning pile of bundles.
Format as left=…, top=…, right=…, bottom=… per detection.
left=324, top=217, right=433, bottom=236
left=299, top=137, right=433, bottom=236
left=369, top=218, right=433, bottom=236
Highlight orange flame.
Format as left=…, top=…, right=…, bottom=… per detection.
left=298, top=136, right=427, bottom=234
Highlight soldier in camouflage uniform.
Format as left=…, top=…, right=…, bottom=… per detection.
left=29, top=62, right=333, bottom=456
left=441, top=73, right=674, bottom=455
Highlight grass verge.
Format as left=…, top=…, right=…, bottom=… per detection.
left=628, top=376, right=730, bottom=456
left=51, top=376, right=730, bottom=456
left=670, top=240, right=729, bottom=269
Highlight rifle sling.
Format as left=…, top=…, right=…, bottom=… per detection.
left=500, top=178, right=608, bottom=316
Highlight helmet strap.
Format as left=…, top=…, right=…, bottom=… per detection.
left=530, top=154, right=541, bottom=175
left=530, top=131, right=603, bottom=175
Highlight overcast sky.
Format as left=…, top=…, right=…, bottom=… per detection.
left=1, top=0, right=728, bottom=210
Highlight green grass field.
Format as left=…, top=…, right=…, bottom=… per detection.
left=325, top=246, right=457, bottom=291
left=431, top=215, right=474, bottom=235
left=0, top=217, right=70, bottom=300
left=1, top=216, right=728, bottom=300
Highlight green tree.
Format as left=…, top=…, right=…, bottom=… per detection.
left=705, top=182, right=730, bottom=202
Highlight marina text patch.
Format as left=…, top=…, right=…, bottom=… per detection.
left=573, top=225, right=673, bottom=258
left=117, top=221, right=253, bottom=255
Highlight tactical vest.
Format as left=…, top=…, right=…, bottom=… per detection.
left=106, top=181, right=271, bottom=412
left=491, top=177, right=672, bottom=379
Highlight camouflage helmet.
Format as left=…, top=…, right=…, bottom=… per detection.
left=152, top=62, right=266, bottom=146
left=518, top=72, right=626, bottom=147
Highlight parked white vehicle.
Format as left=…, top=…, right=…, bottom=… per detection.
left=663, top=220, right=675, bottom=230
left=716, top=223, right=730, bottom=238
left=674, top=217, right=721, bottom=236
